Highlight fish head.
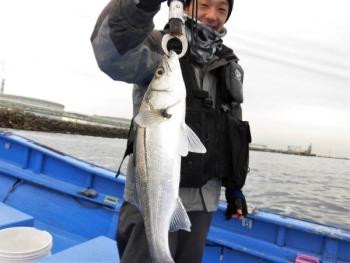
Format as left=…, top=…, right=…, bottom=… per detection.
left=146, top=50, right=185, bottom=109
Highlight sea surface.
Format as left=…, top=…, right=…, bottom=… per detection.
left=6, top=129, right=350, bottom=230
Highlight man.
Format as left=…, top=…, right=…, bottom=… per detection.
left=91, top=0, right=250, bottom=262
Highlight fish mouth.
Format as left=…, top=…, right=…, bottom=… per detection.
left=163, top=54, right=173, bottom=73
left=164, top=50, right=179, bottom=72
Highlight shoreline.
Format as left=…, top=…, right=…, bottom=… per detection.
left=250, top=148, right=348, bottom=160
left=0, top=108, right=128, bottom=139
left=2, top=108, right=347, bottom=161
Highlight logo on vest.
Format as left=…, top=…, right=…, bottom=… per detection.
left=235, top=70, right=242, bottom=81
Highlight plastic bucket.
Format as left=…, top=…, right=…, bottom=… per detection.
left=0, top=227, right=52, bottom=263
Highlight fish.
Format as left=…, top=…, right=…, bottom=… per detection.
left=133, top=50, right=206, bottom=263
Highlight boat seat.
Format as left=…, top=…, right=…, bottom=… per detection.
left=37, top=236, right=120, bottom=263
left=0, top=202, right=34, bottom=230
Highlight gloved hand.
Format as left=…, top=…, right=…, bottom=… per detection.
left=225, top=189, right=248, bottom=220
left=136, top=0, right=167, bottom=12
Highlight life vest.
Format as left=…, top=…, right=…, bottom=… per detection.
left=178, top=47, right=251, bottom=189
left=116, top=40, right=251, bottom=190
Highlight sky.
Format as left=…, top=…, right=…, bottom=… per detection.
left=0, top=0, right=349, bottom=158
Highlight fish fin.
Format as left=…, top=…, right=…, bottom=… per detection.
left=177, top=124, right=189, bottom=156
left=169, top=198, right=191, bottom=232
left=184, top=124, right=207, bottom=153
left=134, top=110, right=164, bottom=128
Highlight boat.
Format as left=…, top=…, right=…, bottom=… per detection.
left=0, top=130, right=349, bottom=263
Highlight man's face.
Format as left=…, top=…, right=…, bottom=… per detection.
left=184, top=0, right=229, bottom=33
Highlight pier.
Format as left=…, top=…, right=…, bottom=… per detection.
left=249, top=143, right=316, bottom=157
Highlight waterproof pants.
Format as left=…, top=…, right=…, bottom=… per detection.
left=117, top=201, right=213, bottom=263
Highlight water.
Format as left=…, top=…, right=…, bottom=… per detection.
left=243, top=151, right=350, bottom=229
left=6, top=129, right=350, bottom=230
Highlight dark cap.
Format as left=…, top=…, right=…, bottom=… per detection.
left=226, top=0, right=234, bottom=22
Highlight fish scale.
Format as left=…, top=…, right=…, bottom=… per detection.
left=134, top=50, right=206, bottom=263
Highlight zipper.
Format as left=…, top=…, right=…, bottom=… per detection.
left=216, top=106, right=221, bottom=178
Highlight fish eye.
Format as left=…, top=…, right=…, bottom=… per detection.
left=155, top=68, right=165, bottom=77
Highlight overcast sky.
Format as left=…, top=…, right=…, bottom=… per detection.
left=0, top=0, right=349, bottom=158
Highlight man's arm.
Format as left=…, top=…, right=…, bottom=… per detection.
left=91, top=0, right=165, bottom=84
left=225, top=63, right=248, bottom=220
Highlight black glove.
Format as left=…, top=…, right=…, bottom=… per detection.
left=225, top=189, right=248, bottom=220
left=137, top=0, right=166, bottom=12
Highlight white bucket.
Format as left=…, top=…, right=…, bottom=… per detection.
left=0, top=227, right=52, bottom=263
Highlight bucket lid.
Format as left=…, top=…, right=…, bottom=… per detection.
left=0, top=227, right=52, bottom=259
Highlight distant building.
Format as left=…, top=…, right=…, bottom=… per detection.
left=306, top=144, right=312, bottom=155
left=287, top=145, right=301, bottom=154
left=0, top=92, right=65, bottom=120
left=300, top=144, right=315, bottom=156
left=0, top=84, right=130, bottom=127
left=1, top=79, right=4, bottom=94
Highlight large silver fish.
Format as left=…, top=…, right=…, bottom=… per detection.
left=134, top=50, right=206, bottom=263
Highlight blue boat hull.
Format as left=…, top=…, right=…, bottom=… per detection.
left=0, top=131, right=349, bottom=263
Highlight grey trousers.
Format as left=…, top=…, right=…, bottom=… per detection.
left=117, top=201, right=213, bottom=263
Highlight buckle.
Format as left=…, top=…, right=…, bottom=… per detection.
left=220, top=104, right=230, bottom=112
left=204, top=98, right=213, bottom=107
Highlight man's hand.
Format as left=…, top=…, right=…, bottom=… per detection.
left=136, top=0, right=167, bottom=12
left=225, top=189, right=248, bottom=221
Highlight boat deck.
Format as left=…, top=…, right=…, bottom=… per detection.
left=0, top=203, right=119, bottom=262
left=0, top=188, right=120, bottom=262
left=1, top=131, right=350, bottom=263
